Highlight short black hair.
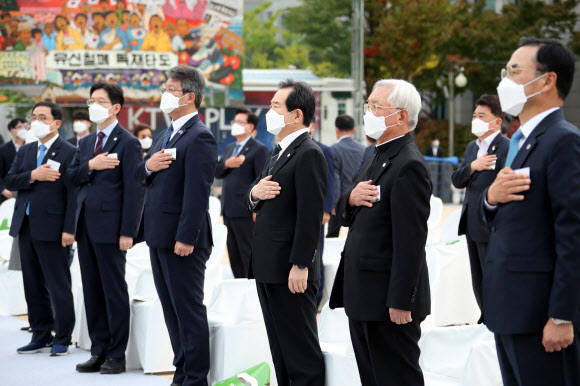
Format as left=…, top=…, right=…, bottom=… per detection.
left=167, top=65, right=205, bottom=108
left=431, top=134, right=439, bottom=140
left=31, top=28, right=42, bottom=36
left=235, top=108, right=259, bottom=130
left=519, top=36, right=575, bottom=100
left=335, top=114, right=354, bottom=132
left=73, top=110, right=90, bottom=121
left=278, top=79, right=315, bottom=127
left=90, top=82, right=125, bottom=110
left=8, top=117, right=26, bottom=130
left=32, top=101, right=62, bottom=121
left=475, top=94, right=505, bottom=119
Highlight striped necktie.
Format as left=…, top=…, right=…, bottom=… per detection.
left=94, top=131, right=105, bottom=156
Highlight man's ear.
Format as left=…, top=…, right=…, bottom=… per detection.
left=294, top=109, right=303, bottom=124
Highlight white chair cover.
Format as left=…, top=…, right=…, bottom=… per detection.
left=204, top=224, right=226, bottom=305
left=421, top=247, right=441, bottom=329
left=439, top=209, right=464, bottom=245
left=0, top=230, right=13, bottom=261
left=428, top=195, right=443, bottom=230
left=209, top=196, right=221, bottom=225
left=0, top=260, right=26, bottom=315
left=461, top=339, right=503, bottom=386
left=320, top=237, right=346, bottom=309
left=0, top=198, right=15, bottom=228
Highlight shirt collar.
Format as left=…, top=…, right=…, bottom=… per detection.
left=12, top=139, right=21, bottom=151
left=279, top=128, right=310, bottom=152
left=38, top=134, right=59, bottom=151
left=376, top=134, right=406, bottom=149
left=519, top=107, right=560, bottom=140
left=98, top=119, right=118, bottom=138
left=476, top=130, right=501, bottom=149
left=171, top=111, right=198, bottom=133
left=337, top=134, right=352, bottom=142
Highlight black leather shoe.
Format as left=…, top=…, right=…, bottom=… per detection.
left=100, top=358, right=126, bottom=374
left=76, top=356, right=106, bottom=373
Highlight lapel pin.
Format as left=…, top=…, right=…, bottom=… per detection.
left=526, top=144, right=531, bottom=150
left=113, top=137, right=117, bottom=141
left=287, top=153, right=291, bottom=157
left=382, top=163, right=386, bottom=167
left=52, top=152, right=55, bottom=156
left=492, top=146, right=496, bottom=151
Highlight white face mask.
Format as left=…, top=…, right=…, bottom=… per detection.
left=432, top=140, right=440, bottom=147
left=496, top=73, right=547, bottom=116
left=231, top=123, right=246, bottom=136
left=139, top=136, right=153, bottom=150
left=363, top=110, right=400, bottom=140
left=73, top=121, right=89, bottom=134
left=160, top=92, right=190, bottom=114
left=89, top=103, right=113, bottom=124
left=471, top=118, right=497, bottom=137
left=30, top=120, right=56, bottom=139
left=16, top=129, right=28, bottom=140
left=265, top=109, right=294, bottom=135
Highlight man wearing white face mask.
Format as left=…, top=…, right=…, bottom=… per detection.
left=67, top=83, right=144, bottom=375
left=67, top=110, right=92, bottom=147
left=5, top=102, right=77, bottom=357
left=215, top=108, right=268, bottom=279
left=330, top=79, right=431, bottom=386
left=451, top=94, right=509, bottom=323
left=480, top=37, right=580, bottom=386
left=0, top=117, right=27, bottom=203
left=246, top=79, right=327, bottom=386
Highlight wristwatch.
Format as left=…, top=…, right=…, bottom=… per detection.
left=295, top=264, right=307, bottom=270
left=550, top=317, right=572, bottom=325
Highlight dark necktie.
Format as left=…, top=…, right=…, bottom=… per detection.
left=162, top=124, right=174, bottom=149
left=233, top=144, right=242, bottom=156
left=94, top=131, right=105, bottom=156
left=268, top=145, right=282, bottom=174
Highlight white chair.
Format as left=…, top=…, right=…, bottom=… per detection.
left=427, top=195, right=443, bottom=230
left=460, top=339, right=503, bottom=386
left=132, top=267, right=157, bottom=302
left=320, top=237, right=347, bottom=309
left=209, top=196, right=221, bottom=225
left=208, top=279, right=276, bottom=386
left=0, top=260, right=27, bottom=315
left=204, top=223, right=227, bottom=305
left=421, top=247, right=441, bottom=329
left=439, top=209, right=464, bottom=245
left=318, top=304, right=361, bottom=386
left=0, top=198, right=15, bottom=229
left=419, top=324, right=494, bottom=382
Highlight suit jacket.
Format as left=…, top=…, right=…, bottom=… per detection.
left=5, top=137, right=77, bottom=241
left=425, top=146, right=444, bottom=157
left=331, top=136, right=365, bottom=205
left=479, top=109, right=580, bottom=334
left=330, top=133, right=432, bottom=321
left=136, top=114, right=217, bottom=249
left=66, top=123, right=144, bottom=244
left=314, top=140, right=336, bottom=214
left=67, top=136, right=78, bottom=147
left=0, top=140, right=17, bottom=203
left=452, top=133, right=509, bottom=242
left=246, top=132, right=327, bottom=283
left=215, top=137, right=269, bottom=218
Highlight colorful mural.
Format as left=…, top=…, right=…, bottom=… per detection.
left=0, top=0, right=243, bottom=103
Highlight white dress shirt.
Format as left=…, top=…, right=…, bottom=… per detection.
left=476, top=130, right=501, bottom=159
left=169, top=112, right=198, bottom=141
left=95, top=119, right=118, bottom=152
left=516, top=107, right=559, bottom=150
left=37, top=134, right=59, bottom=158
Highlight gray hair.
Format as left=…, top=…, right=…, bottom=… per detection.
left=373, top=79, right=422, bottom=130
left=167, top=65, right=205, bottom=109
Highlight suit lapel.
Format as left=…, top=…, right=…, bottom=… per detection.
left=271, top=133, right=309, bottom=177
left=42, top=137, right=63, bottom=164
left=368, top=133, right=414, bottom=183
left=240, top=137, right=255, bottom=155
left=26, top=143, right=37, bottom=170
left=102, top=124, right=122, bottom=155
left=166, top=114, right=201, bottom=149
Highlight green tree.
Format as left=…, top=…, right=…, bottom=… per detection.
left=282, top=0, right=352, bottom=77
left=243, top=2, right=312, bottom=70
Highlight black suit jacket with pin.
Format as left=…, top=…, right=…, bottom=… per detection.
left=5, top=137, right=77, bottom=241
left=135, top=114, right=217, bottom=250
left=479, top=109, right=580, bottom=334
left=245, top=132, right=328, bottom=283
left=330, top=133, right=432, bottom=321
left=451, top=133, right=510, bottom=242
left=215, top=137, right=269, bottom=218
left=66, top=123, right=144, bottom=244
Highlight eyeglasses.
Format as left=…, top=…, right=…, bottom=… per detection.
left=231, top=120, right=249, bottom=126
left=363, top=103, right=401, bottom=115
left=500, top=66, right=544, bottom=80
left=28, top=115, right=54, bottom=123
left=86, top=99, right=112, bottom=106
left=160, top=88, right=183, bottom=94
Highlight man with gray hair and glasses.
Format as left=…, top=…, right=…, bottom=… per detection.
left=136, top=65, right=217, bottom=386
left=330, top=79, right=431, bottom=386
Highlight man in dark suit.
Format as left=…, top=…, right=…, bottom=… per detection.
left=327, top=114, right=365, bottom=238
left=67, top=110, right=92, bottom=147
left=247, top=80, right=327, bottom=386
left=330, top=79, right=431, bottom=386
left=5, top=102, right=76, bottom=356
left=215, top=108, right=268, bottom=278
left=136, top=65, right=217, bottom=386
left=0, top=117, right=27, bottom=204
left=67, top=83, right=143, bottom=374
left=308, top=117, right=336, bottom=305
left=451, top=94, right=509, bottom=322
left=481, top=37, right=580, bottom=386
left=425, top=134, right=444, bottom=157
